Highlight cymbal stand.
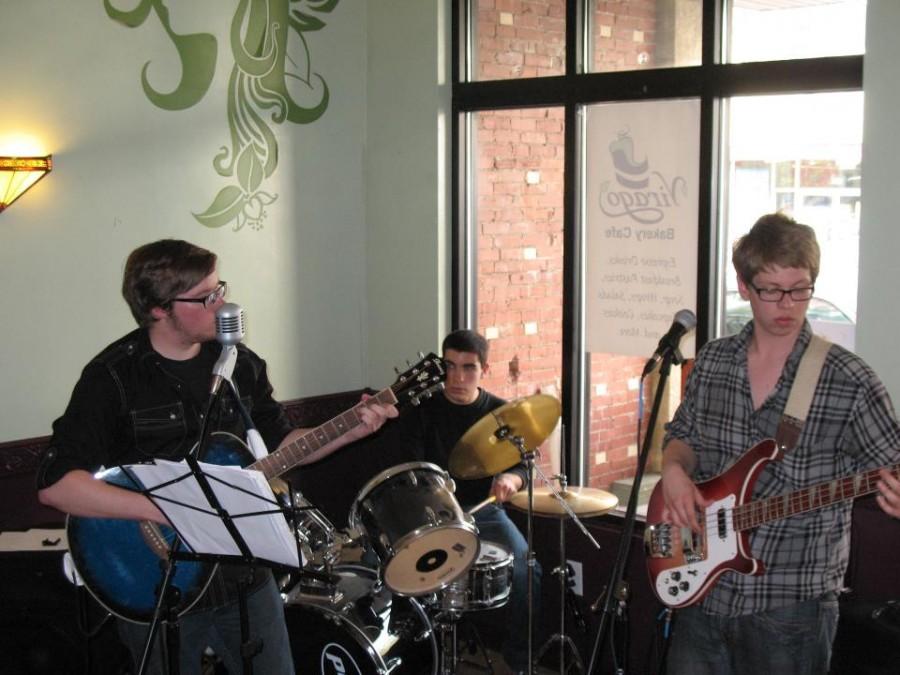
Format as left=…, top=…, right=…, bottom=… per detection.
left=435, top=608, right=463, bottom=675
left=433, top=607, right=497, bottom=675
left=494, top=426, right=537, bottom=675
left=531, top=471, right=604, bottom=675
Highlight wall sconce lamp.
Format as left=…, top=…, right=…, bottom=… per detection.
left=0, top=155, right=52, bottom=213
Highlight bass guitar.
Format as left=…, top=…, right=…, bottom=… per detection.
left=66, top=353, right=445, bottom=623
left=645, top=438, right=898, bottom=608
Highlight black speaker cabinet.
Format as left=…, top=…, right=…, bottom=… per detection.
left=0, top=551, right=130, bottom=675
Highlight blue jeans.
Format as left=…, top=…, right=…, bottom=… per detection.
left=117, top=574, right=293, bottom=675
left=666, top=592, right=839, bottom=675
left=474, top=504, right=542, bottom=671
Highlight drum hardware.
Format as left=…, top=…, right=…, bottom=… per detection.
left=449, top=393, right=563, bottom=675
left=431, top=609, right=497, bottom=675
left=274, top=490, right=361, bottom=603
left=421, top=540, right=514, bottom=674
left=508, top=474, right=617, bottom=675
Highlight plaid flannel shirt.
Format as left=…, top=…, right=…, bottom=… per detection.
left=665, top=321, right=900, bottom=616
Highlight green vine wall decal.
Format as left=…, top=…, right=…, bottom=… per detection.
left=104, top=0, right=338, bottom=230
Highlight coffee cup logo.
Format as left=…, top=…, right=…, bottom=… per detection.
left=599, top=130, right=687, bottom=225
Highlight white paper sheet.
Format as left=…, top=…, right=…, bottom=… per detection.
left=124, top=460, right=301, bottom=569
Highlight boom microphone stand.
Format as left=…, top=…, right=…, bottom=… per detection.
left=586, top=347, right=683, bottom=674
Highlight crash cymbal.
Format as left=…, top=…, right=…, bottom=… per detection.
left=448, top=394, right=561, bottom=479
left=507, top=486, right=619, bottom=518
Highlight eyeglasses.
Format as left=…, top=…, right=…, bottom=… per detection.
left=168, top=280, right=227, bottom=309
left=749, top=283, right=814, bottom=303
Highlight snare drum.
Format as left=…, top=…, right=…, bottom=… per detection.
left=284, top=565, right=437, bottom=675
left=348, top=462, right=479, bottom=596
left=434, top=541, right=514, bottom=612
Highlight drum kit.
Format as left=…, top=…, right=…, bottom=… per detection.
left=280, top=393, right=619, bottom=675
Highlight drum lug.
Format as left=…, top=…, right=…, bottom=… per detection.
left=379, top=533, right=393, bottom=554
left=382, top=656, right=403, bottom=673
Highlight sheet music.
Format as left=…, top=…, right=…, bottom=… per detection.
left=125, top=460, right=301, bottom=569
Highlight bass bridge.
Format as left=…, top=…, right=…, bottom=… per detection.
left=643, top=521, right=706, bottom=564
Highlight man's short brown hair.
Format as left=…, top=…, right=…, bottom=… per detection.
left=732, top=212, right=820, bottom=284
left=122, top=239, right=217, bottom=326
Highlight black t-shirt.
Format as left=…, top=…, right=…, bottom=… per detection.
left=380, top=388, right=527, bottom=507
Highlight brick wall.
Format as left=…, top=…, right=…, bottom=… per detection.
left=471, top=2, right=670, bottom=489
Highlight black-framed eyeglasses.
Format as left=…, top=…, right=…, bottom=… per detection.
left=749, top=283, right=814, bottom=303
left=168, top=281, right=227, bottom=309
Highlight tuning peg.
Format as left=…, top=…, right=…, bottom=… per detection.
left=394, top=366, right=401, bottom=375
left=418, top=351, right=425, bottom=358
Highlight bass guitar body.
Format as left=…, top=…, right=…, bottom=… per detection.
left=644, top=439, right=779, bottom=608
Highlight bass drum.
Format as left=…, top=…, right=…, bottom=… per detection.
left=284, top=565, right=437, bottom=675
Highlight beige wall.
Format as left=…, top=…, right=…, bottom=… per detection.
left=0, top=1, right=450, bottom=440
left=859, top=0, right=900, bottom=402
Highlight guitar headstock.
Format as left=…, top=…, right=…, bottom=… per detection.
left=391, top=352, right=446, bottom=409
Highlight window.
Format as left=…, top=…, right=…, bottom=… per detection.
left=727, top=0, right=866, bottom=63
left=453, top=0, right=866, bottom=492
left=589, top=0, right=702, bottom=72
left=721, top=92, right=863, bottom=350
left=471, top=0, right=566, bottom=80
left=473, top=108, right=565, bottom=418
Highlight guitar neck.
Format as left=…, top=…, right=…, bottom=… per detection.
left=247, top=387, right=399, bottom=481
left=734, top=463, right=900, bottom=531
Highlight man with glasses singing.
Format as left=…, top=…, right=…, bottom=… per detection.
left=659, top=213, right=900, bottom=674
left=37, top=239, right=397, bottom=674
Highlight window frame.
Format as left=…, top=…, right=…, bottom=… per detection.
left=451, top=0, right=863, bottom=485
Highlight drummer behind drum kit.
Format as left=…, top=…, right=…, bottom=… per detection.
left=281, top=394, right=618, bottom=675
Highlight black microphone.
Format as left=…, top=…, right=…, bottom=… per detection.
left=642, top=309, right=696, bottom=376
left=210, top=302, right=245, bottom=394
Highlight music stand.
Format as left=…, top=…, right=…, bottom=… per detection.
left=121, top=453, right=302, bottom=675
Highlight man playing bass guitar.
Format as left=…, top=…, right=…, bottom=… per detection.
left=37, top=239, right=398, bottom=675
left=659, top=213, right=900, bottom=675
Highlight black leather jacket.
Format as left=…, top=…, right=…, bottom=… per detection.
left=38, top=327, right=293, bottom=488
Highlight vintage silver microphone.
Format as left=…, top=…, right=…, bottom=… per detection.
left=210, top=303, right=269, bottom=460
left=210, top=302, right=245, bottom=395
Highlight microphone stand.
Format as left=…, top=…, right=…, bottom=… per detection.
left=586, top=347, right=682, bottom=675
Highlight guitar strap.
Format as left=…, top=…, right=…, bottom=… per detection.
left=775, top=334, right=832, bottom=452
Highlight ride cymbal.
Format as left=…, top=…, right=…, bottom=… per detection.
left=507, top=486, right=619, bottom=518
left=448, top=393, right=561, bottom=479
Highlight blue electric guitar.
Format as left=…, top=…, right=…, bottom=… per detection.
left=66, top=353, right=446, bottom=623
